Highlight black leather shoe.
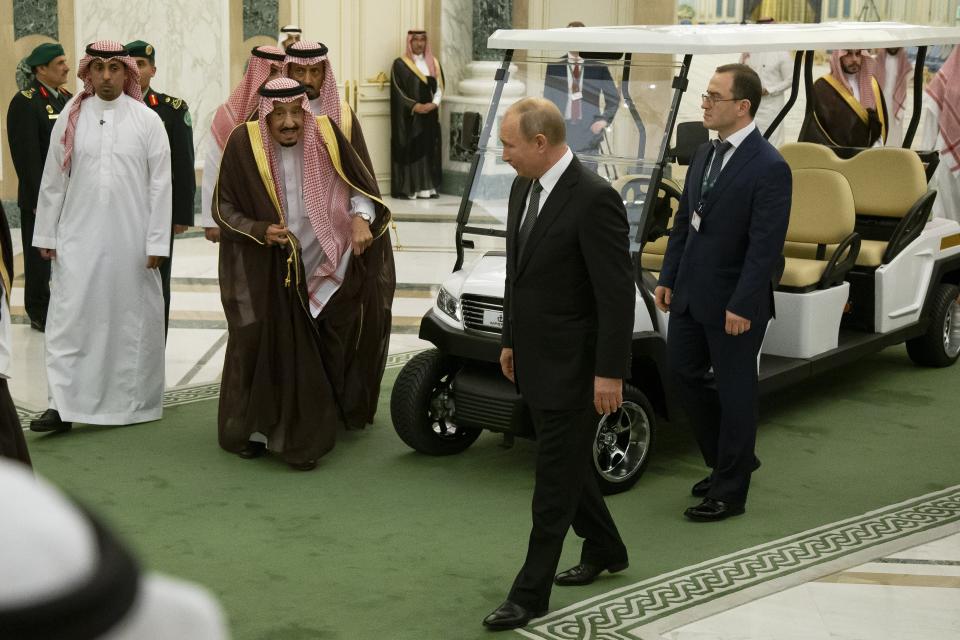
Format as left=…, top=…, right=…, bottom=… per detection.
left=482, top=601, right=546, bottom=631
left=691, top=476, right=712, bottom=497
left=684, top=498, right=745, bottom=522
left=29, top=318, right=45, bottom=332
left=289, top=459, right=317, bottom=471
left=691, top=460, right=762, bottom=497
left=554, top=560, right=629, bottom=586
left=29, top=409, right=71, bottom=433
left=238, top=441, right=266, bottom=459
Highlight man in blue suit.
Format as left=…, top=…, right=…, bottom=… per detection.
left=655, top=64, right=792, bottom=522
left=543, top=21, right=620, bottom=170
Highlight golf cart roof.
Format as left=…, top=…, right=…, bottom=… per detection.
left=487, top=21, right=960, bottom=55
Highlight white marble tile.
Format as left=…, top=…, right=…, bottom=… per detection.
left=7, top=325, right=50, bottom=410
left=887, top=532, right=960, bottom=563
left=169, top=290, right=226, bottom=313
left=387, top=334, right=432, bottom=354
left=72, top=0, right=228, bottom=168
left=851, top=560, right=960, bottom=577
left=189, top=341, right=226, bottom=386
left=164, top=328, right=225, bottom=387
left=390, top=297, right=433, bottom=318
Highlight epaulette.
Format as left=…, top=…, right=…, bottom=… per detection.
left=163, top=95, right=187, bottom=110
left=20, top=88, right=36, bottom=99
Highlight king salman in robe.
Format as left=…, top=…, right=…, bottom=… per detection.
left=800, top=49, right=888, bottom=148
left=390, top=30, right=445, bottom=198
left=32, top=41, right=171, bottom=429
left=213, top=78, right=395, bottom=469
left=0, top=203, right=29, bottom=466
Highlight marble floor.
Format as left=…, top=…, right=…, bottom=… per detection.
left=661, top=532, right=960, bottom=640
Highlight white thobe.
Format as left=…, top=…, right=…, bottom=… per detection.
left=199, top=141, right=222, bottom=228
left=921, top=96, right=960, bottom=223
left=744, top=51, right=793, bottom=147
left=34, top=93, right=172, bottom=424
left=882, top=55, right=911, bottom=147
left=277, top=142, right=375, bottom=316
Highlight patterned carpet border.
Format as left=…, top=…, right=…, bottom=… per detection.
left=15, top=350, right=424, bottom=422
left=518, top=485, right=960, bottom=640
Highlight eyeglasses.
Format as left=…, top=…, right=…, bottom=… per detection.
left=701, top=93, right=743, bottom=105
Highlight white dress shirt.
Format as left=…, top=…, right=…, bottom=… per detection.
left=520, top=147, right=574, bottom=225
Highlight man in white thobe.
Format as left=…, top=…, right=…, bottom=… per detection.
left=30, top=41, right=171, bottom=432
left=741, top=21, right=793, bottom=148
left=876, top=47, right=912, bottom=147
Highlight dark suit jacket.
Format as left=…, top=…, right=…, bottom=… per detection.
left=144, top=88, right=196, bottom=227
left=6, top=79, right=71, bottom=211
left=502, top=155, right=635, bottom=410
left=544, top=61, right=620, bottom=153
left=658, top=128, right=792, bottom=326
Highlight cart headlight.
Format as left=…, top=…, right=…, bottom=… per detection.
left=437, top=287, right=460, bottom=321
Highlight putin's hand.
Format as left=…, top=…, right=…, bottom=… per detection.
left=594, top=376, right=623, bottom=415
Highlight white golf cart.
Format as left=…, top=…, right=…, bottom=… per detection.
left=391, top=22, right=960, bottom=494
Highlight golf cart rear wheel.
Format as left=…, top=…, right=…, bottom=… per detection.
left=906, top=283, right=960, bottom=368
left=391, top=349, right=481, bottom=455
left=593, top=385, right=656, bottom=495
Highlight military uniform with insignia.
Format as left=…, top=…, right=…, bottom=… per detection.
left=6, top=42, right=72, bottom=331
left=126, top=41, right=196, bottom=334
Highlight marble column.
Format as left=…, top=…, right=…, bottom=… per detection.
left=440, top=0, right=521, bottom=195
left=73, top=0, right=229, bottom=169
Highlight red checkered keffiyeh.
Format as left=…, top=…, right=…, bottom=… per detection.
left=875, top=48, right=911, bottom=120
left=258, top=78, right=352, bottom=306
left=404, top=30, right=440, bottom=79
left=829, top=49, right=880, bottom=111
left=211, top=46, right=285, bottom=151
left=283, top=41, right=342, bottom=127
left=61, top=40, right=142, bottom=172
left=926, top=46, right=960, bottom=173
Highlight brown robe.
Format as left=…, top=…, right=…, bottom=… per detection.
left=800, top=75, right=888, bottom=148
left=213, top=115, right=395, bottom=464
left=0, top=203, right=30, bottom=467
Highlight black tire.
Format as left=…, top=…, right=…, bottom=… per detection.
left=593, top=384, right=656, bottom=495
left=906, top=283, right=960, bottom=368
left=391, top=349, right=481, bottom=455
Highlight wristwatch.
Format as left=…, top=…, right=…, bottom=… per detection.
left=354, top=210, right=374, bottom=224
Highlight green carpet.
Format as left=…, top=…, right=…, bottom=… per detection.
left=25, top=345, right=960, bottom=640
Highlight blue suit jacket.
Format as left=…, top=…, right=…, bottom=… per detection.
left=657, top=128, right=792, bottom=326
left=544, top=61, right=620, bottom=153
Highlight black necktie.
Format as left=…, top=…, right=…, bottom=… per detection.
left=517, top=180, right=543, bottom=260
left=703, top=139, right=733, bottom=195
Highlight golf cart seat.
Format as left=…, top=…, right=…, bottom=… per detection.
left=624, top=177, right=681, bottom=273
left=780, top=143, right=933, bottom=268
left=779, top=168, right=860, bottom=291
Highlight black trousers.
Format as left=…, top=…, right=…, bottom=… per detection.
left=18, top=207, right=50, bottom=325
left=508, top=405, right=627, bottom=611
left=667, top=309, right=767, bottom=505
left=158, top=229, right=175, bottom=336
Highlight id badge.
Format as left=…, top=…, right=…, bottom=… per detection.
left=571, top=91, right=583, bottom=101
left=691, top=211, right=702, bottom=232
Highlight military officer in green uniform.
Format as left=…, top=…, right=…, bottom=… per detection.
left=126, top=40, right=196, bottom=336
left=6, top=42, right=71, bottom=331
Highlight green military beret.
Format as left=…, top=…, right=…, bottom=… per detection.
left=25, top=42, right=65, bottom=68
left=125, top=40, right=155, bottom=63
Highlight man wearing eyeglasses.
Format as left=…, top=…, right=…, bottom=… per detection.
left=654, top=64, right=792, bottom=522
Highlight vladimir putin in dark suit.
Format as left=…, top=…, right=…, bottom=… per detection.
left=655, top=64, right=792, bottom=522
left=482, top=97, right=635, bottom=631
